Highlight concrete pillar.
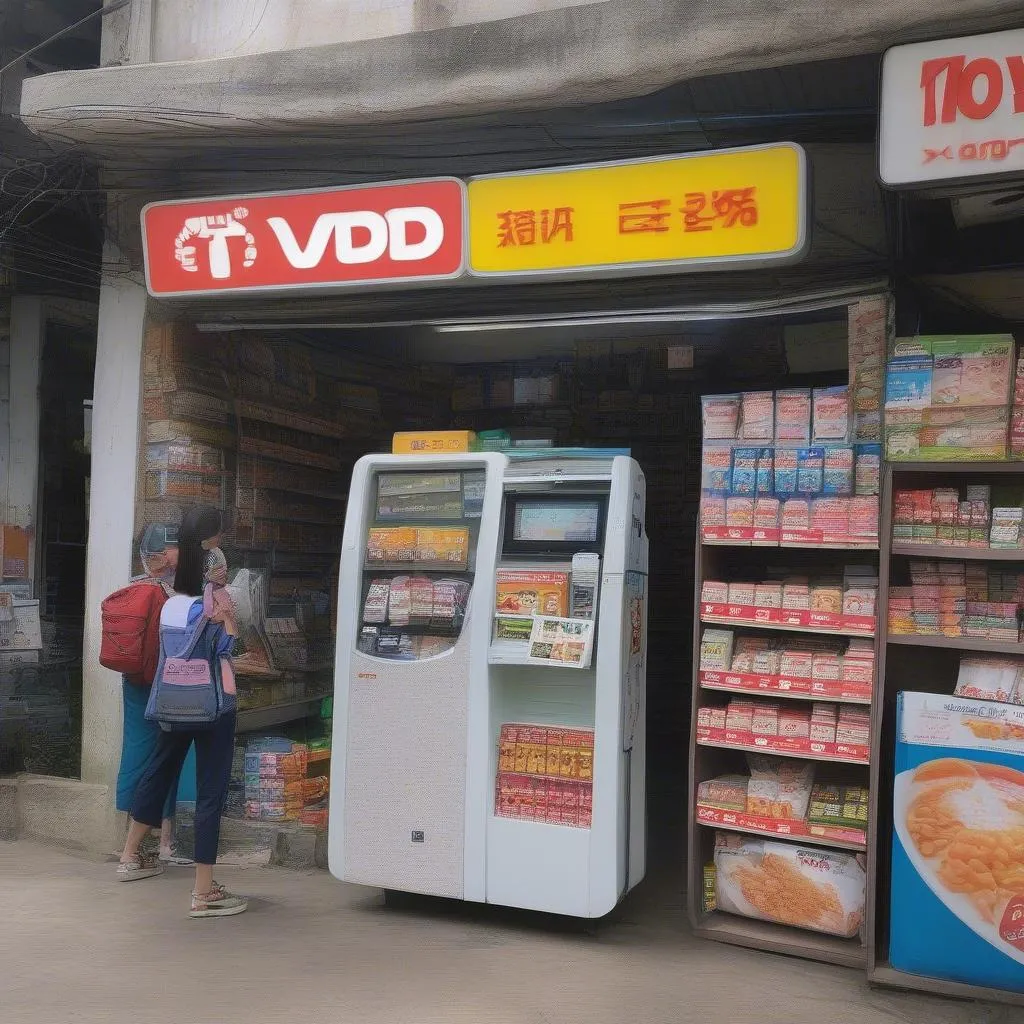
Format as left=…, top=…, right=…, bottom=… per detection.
left=7, top=297, right=43, bottom=578
left=80, top=252, right=147, bottom=814
left=101, top=0, right=155, bottom=67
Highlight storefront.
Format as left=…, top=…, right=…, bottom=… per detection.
left=115, top=74, right=1024, bottom=996
left=118, top=138, right=902, bottom=910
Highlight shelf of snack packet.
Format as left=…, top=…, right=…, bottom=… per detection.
left=695, top=727, right=871, bottom=765
left=364, top=524, right=473, bottom=575
left=885, top=555, right=1024, bottom=654
left=698, top=571, right=879, bottom=640
left=695, top=804, right=867, bottom=851
left=891, top=544, right=1024, bottom=561
left=698, top=669, right=872, bottom=703
left=863, top=335, right=1024, bottom=1007
left=700, top=606, right=875, bottom=638
left=691, top=297, right=886, bottom=975
left=887, top=634, right=1024, bottom=655
left=887, top=461, right=1024, bottom=473
left=234, top=735, right=331, bottom=828
left=701, top=527, right=878, bottom=550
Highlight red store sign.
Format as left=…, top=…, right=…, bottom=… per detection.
left=142, top=178, right=466, bottom=297
left=880, top=28, right=1024, bottom=186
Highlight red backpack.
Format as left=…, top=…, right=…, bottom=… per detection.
left=100, top=580, right=170, bottom=685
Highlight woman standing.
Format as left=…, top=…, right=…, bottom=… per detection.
left=115, top=524, right=190, bottom=864
left=116, top=505, right=247, bottom=919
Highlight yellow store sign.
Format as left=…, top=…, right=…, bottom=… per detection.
left=467, top=144, right=807, bottom=278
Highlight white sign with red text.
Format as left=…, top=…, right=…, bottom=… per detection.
left=880, top=28, right=1024, bottom=186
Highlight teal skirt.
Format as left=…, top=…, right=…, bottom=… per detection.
left=117, top=678, right=178, bottom=819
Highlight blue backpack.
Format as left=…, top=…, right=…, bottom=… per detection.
left=145, top=596, right=234, bottom=730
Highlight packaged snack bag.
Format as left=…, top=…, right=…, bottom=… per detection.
left=714, top=833, right=866, bottom=937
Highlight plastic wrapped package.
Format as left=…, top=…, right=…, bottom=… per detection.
left=714, top=833, right=866, bottom=937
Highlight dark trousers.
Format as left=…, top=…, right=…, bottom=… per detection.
left=131, top=712, right=236, bottom=865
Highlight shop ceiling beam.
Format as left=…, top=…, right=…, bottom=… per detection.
left=19, top=1, right=1024, bottom=152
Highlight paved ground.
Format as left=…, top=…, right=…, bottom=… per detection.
left=0, top=841, right=1015, bottom=1024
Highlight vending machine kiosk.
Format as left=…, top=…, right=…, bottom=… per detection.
left=328, top=450, right=647, bottom=917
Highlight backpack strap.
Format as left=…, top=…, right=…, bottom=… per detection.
left=179, top=614, right=211, bottom=660
left=161, top=596, right=215, bottom=661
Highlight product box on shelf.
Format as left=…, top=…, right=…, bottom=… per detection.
left=848, top=298, right=887, bottom=444
left=494, top=570, right=569, bottom=617
left=775, top=389, right=812, bottom=445
left=697, top=695, right=870, bottom=762
left=883, top=335, right=1017, bottom=462
left=813, top=386, right=850, bottom=444
left=890, top=691, right=1024, bottom=993
left=702, top=394, right=741, bottom=441
left=700, top=573, right=877, bottom=636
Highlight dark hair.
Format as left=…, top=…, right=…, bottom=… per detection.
left=173, top=505, right=222, bottom=596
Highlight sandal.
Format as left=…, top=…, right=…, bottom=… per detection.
left=117, top=852, right=165, bottom=882
left=189, top=882, right=248, bottom=919
left=159, top=844, right=195, bottom=866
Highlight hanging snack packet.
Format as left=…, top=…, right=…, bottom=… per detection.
left=363, top=578, right=391, bottom=624
left=387, top=576, right=411, bottom=626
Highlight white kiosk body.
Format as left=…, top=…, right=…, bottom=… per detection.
left=328, top=451, right=647, bottom=917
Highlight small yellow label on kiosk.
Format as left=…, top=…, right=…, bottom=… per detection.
left=392, top=431, right=476, bottom=454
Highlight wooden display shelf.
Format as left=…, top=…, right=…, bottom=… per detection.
left=699, top=669, right=873, bottom=704
left=696, top=731, right=870, bottom=765
left=238, top=437, right=341, bottom=472
left=695, top=804, right=867, bottom=851
left=242, top=511, right=344, bottom=527
left=243, top=485, right=346, bottom=502
left=889, top=461, right=1024, bottom=474
left=694, top=913, right=866, bottom=969
left=870, top=964, right=1024, bottom=1008
left=868, top=459, right=1024, bottom=995
left=891, top=544, right=1024, bottom=561
left=235, top=399, right=348, bottom=439
left=887, top=633, right=1024, bottom=655
left=236, top=695, right=327, bottom=733
left=701, top=614, right=874, bottom=639
left=690, top=496, right=881, bottom=971
left=234, top=664, right=283, bottom=682
left=702, top=531, right=878, bottom=551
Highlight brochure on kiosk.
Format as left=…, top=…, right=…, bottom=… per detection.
left=328, top=447, right=648, bottom=919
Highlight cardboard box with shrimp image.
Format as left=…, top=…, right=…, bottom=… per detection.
left=890, top=691, right=1024, bottom=993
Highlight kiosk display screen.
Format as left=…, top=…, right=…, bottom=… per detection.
left=513, top=500, right=602, bottom=544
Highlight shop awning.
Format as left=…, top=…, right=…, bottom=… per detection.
left=20, top=2, right=1024, bottom=154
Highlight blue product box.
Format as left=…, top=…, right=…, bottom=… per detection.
left=885, top=357, right=933, bottom=410
left=822, top=446, right=854, bottom=496
left=774, top=449, right=798, bottom=498
left=701, top=445, right=732, bottom=494
left=796, top=447, right=824, bottom=495
left=755, top=448, right=774, bottom=496
left=890, top=691, right=1024, bottom=994
left=730, top=447, right=758, bottom=496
